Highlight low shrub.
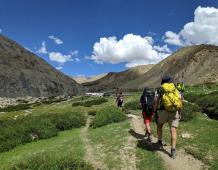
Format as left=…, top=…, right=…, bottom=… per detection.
left=183, top=93, right=204, bottom=103
left=88, top=110, right=97, bottom=116
left=72, top=97, right=108, bottom=107
left=181, top=102, right=201, bottom=122
left=195, top=91, right=218, bottom=116
left=72, top=101, right=84, bottom=107
left=10, top=152, right=93, bottom=170
left=0, top=111, right=86, bottom=153
left=0, top=117, right=58, bottom=152
left=124, top=100, right=141, bottom=110
left=73, top=96, right=90, bottom=101
left=41, top=97, right=67, bottom=104
left=83, top=98, right=108, bottom=107
left=49, top=112, right=86, bottom=131
left=0, top=103, right=31, bottom=112
left=91, top=106, right=126, bottom=128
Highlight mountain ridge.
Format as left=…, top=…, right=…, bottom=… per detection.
left=0, top=34, right=85, bottom=97
left=82, top=64, right=154, bottom=91
left=83, top=44, right=218, bottom=91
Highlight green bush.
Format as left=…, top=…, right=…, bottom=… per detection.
left=49, top=112, right=86, bottom=131
left=181, top=102, right=201, bottom=122
left=73, top=96, right=90, bottom=101
left=41, top=97, right=67, bottom=104
left=23, top=117, right=58, bottom=139
left=124, top=100, right=141, bottom=110
left=72, top=101, right=84, bottom=107
left=195, top=91, right=218, bottom=116
left=183, top=93, right=204, bottom=103
left=83, top=98, right=108, bottom=107
left=91, top=106, right=126, bottom=128
left=72, top=97, right=108, bottom=107
left=0, top=103, right=32, bottom=112
left=0, top=117, right=58, bottom=153
left=0, top=111, right=86, bottom=153
left=10, top=152, right=93, bottom=170
left=88, top=110, right=97, bottom=116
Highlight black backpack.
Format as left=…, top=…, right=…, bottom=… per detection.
left=140, top=88, right=155, bottom=111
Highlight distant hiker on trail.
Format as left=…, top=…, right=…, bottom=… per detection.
left=140, top=87, right=155, bottom=142
left=116, top=92, right=124, bottom=108
left=153, top=76, right=182, bottom=159
left=176, top=81, right=185, bottom=100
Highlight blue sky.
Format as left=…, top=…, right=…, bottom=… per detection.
left=0, top=0, right=218, bottom=77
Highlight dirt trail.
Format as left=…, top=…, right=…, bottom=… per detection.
left=81, top=116, right=106, bottom=169
left=128, top=114, right=207, bottom=170
left=81, top=116, right=137, bottom=170
left=119, top=129, right=137, bottom=170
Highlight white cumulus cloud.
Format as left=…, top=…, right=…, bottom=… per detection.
left=91, top=34, right=171, bottom=67
left=49, top=52, right=73, bottom=64
left=165, top=6, right=218, bottom=46
left=48, top=35, right=63, bottom=45
left=164, top=31, right=185, bottom=46
left=56, top=66, right=63, bottom=70
left=70, top=50, right=79, bottom=56
left=37, top=41, right=48, bottom=54
left=75, top=58, right=80, bottom=62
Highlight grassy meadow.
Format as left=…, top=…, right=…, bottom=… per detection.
left=0, top=84, right=217, bottom=169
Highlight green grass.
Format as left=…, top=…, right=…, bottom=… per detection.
left=0, top=111, right=86, bottom=153
left=2, top=91, right=217, bottom=169
left=88, top=121, right=130, bottom=169
left=136, top=143, right=166, bottom=170
left=90, top=106, right=126, bottom=128
left=0, top=129, right=92, bottom=170
left=151, top=114, right=218, bottom=169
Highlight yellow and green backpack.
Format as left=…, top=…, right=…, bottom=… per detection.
left=161, top=83, right=182, bottom=112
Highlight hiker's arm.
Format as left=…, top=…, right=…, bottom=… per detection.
left=152, top=96, right=160, bottom=113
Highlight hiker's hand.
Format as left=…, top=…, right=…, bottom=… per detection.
left=179, top=113, right=182, bottom=120
left=151, top=112, right=155, bottom=119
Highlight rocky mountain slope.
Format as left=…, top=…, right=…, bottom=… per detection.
left=0, top=34, right=84, bottom=97
left=125, top=45, right=218, bottom=89
left=82, top=65, right=154, bottom=92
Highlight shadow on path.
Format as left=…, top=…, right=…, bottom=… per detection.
left=129, top=128, right=171, bottom=156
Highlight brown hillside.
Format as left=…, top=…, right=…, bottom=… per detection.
left=82, top=65, right=154, bottom=91
left=0, top=34, right=84, bottom=97
left=125, top=45, right=218, bottom=89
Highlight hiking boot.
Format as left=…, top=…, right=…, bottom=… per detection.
left=144, top=131, right=148, bottom=139
left=171, top=148, right=176, bottom=159
left=156, top=140, right=163, bottom=149
left=146, top=136, right=152, bottom=143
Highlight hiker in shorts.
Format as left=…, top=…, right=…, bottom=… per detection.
left=116, top=92, right=123, bottom=108
left=153, top=76, right=182, bottom=159
left=140, top=87, right=155, bottom=142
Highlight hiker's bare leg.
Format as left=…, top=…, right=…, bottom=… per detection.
left=146, top=123, right=151, bottom=134
left=170, top=127, right=177, bottom=149
left=157, top=124, right=163, bottom=141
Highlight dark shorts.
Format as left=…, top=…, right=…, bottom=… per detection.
left=117, top=101, right=123, bottom=107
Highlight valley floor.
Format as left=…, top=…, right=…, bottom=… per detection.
left=0, top=94, right=217, bottom=170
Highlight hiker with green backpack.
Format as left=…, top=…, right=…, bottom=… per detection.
left=153, top=76, right=182, bottom=159
left=177, top=81, right=185, bottom=100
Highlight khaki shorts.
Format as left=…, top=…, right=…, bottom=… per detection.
left=157, top=110, right=180, bottom=128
